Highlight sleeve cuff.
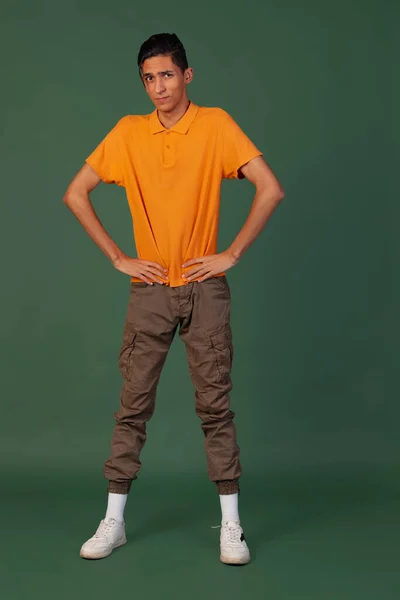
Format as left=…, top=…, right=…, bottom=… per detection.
left=236, top=151, right=263, bottom=179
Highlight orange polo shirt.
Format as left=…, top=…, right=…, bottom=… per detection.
left=86, top=101, right=262, bottom=287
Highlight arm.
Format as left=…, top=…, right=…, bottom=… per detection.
left=227, top=155, right=284, bottom=261
left=63, top=164, right=168, bottom=284
left=63, top=163, right=124, bottom=265
left=182, top=156, right=284, bottom=281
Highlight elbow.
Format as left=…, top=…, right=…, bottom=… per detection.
left=258, top=180, right=285, bottom=205
left=63, top=184, right=75, bottom=206
left=271, top=179, right=285, bottom=203
left=63, top=186, right=82, bottom=208
left=277, top=186, right=285, bottom=203
left=63, top=189, right=80, bottom=213
left=268, top=183, right=284, bottom=205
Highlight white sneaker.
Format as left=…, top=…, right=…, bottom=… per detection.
left=80, top=518, right=127, bottom=559
left=220, top=520, right=251, bottom=565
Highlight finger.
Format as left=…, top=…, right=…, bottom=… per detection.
left=144, top=261, right=168, bottom=276
left=138, top=275, right=154, bottom=285
left=183, top=267, right=203, bottom=279
left=186, top=268, right=212, bottom=281
left=143, top=267, right=168, bottom=280
left=197, top=274, right=213, bottom=282
left=144, top=274, right=164, bottom=285
left=146, top=270, right=168, bottom=283
left=182, top=258, right=203, bottom=268
left=184, top=263, right=210, bottom=278
left=143, top=269, right=167, bottom=285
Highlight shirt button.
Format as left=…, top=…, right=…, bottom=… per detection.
left=166, top=145, right=170, bottom=149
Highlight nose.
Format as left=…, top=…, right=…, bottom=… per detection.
left=155, top=76, right=166, bottom=95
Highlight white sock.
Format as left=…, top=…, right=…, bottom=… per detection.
left=105, top=493, right=128, bottom=523
left=219, top=493, right=240, bottom=523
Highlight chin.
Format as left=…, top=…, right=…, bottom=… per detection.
left=158, top=101, right=174, bottom=112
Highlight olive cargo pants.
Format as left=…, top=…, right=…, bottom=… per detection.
left=104, top=276, right=242, bottom=495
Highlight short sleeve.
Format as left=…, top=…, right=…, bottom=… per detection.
left=221, top=113, right=263, bottom=179
left=85, top=117, right=127, bottom=187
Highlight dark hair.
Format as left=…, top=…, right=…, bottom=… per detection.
left=137, top=33, right=189, bottom=76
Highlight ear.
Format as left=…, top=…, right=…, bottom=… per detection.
left=184, top=68, right=194, bottom=84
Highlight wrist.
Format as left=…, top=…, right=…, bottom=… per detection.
left=111, top=252, right=127, bottom=269
left=226, top=247, right=241, bottom=265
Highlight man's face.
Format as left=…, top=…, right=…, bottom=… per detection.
left=141, top=54, right=192, bottom=112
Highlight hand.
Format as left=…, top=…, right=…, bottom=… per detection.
left=113, top=255, right=168, bottom=285
left=182, top=251, right=238, bottom=282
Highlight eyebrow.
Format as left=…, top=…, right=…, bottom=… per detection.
left=142, top=70, right=174, bottom=77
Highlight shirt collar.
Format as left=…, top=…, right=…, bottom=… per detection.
left=149, top=101, right=199, bottom=135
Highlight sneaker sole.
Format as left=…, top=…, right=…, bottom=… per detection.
left=80, top=535, right=127, bottom=560
left=220, top=553, right=251, bottom=565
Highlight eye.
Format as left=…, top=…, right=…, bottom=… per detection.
left=165, top=73, right=173, bottom=78
left=145, top=76, right=153, bottom=82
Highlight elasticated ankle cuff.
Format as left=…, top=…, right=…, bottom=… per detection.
left=216, top=479, right=240, bottom=495
left=108, top=481, right=132, bottom=494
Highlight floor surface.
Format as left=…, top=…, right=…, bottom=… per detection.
left=3, top=466, right=399, bottom=599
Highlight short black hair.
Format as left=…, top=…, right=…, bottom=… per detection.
left=137, top=33, right=189, bottom=76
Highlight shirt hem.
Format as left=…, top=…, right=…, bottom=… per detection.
left=130, top=272, right=226, bottom=288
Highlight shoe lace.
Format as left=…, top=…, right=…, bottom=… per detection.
left=212, top=522, right=242, bottom=544
left=93, top=519, right=115, bottom=539
left=225, top=523, right=242, bottom=544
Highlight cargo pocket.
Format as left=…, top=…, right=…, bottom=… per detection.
left=209, top=328, right=233, bottom=382
left=119, top=324, right=137, bottom=381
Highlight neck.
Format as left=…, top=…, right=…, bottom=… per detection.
left=157, top=97, right=190, bottom=129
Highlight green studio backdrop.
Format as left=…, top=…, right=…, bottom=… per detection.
left=0, top=1, right=398, bottom=599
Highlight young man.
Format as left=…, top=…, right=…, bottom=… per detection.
left=64, top=33, right=284, bottom=565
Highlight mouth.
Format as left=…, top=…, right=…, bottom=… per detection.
left=157, top=97, right=169, bottom=103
